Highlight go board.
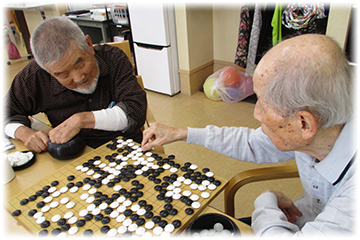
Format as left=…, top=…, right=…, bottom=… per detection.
left=7, top=137, right=227, bottom=237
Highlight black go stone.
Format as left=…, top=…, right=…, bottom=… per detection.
left=172, top=220, right=182, bottom=228
left=100, top=194, right=108, bottom=201
left=93, top=200, right=102, bottom=206
left=169, top=208, right=178, bottom=215
left=12, top=209, right=21, bottom=216
left=75, top=181, right=84, bottom=187
left=51, top=228, right=61, bottom=236
left=84, top=214, right=93, bottom=221
left=202, top=168, right=210, bottom=173
left=130, top=214, right=139, bottom=221
left=61, top=224, right=70, bottom=231
left=41, top=220, right=50, bottom=228
left=152, top=216, right=161, bottom=223
left=94, top=192, right=102, bottom=198
left=83, top=177, right=91, bottom=183
left=101, top=217, right=110, bottom=224
left=185, top=208, right=194, bottom=215
left=42, top=185, right=50, bottom=192
left=104, top=207, right=113, bottom=214
left=124, top=209, right=133, bottom=216
left=154, top=185, right=162, bottom=191
left=157, top=194, right=165, bottom=200
left=100, top=225, right=110, bottom=234
left=28, top=209, right=37, bottom=217
left=41, top=192, right=49, bottom=198
left=66, top=175, right=75, bottom=181
left=95, top=213, right=104, bottom=221
left=136, top=218, right=145, bottom=226
left=164, top=197, right=173, bottom=203
left=20, top=199, right=29, bottom=205
left=160, top=210, right=169, bottom=217
left=138, top=200, right=147, bottom=206
left=38, top=229, right=48, bottom=237
left=135, top=191, right=143, bottom=198
left=158, top=220, right=168, bottom=228
left=36, top=201, right=45, bottom=208
left=51, top=180, right=59, bottom=186
left=57, top=218, right=66, bottom=226
left=164, top=203, right=173, bottom=210
left=144, top=211, right=154, bottom=219
left=214, top=180, right=222, bottom=186
left=144, top=204, right=153, bottom=211
left=35, top=190, right=43, bottom=196
left=76, top=219, right=86, bottom=227
left=84, top=229, right=93, bottom=236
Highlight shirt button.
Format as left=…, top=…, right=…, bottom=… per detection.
left=313, top=184, right=318, bottom=189
left=88, top=98, right=92, bottom=103
left=317, top=199, right=322, bottom=204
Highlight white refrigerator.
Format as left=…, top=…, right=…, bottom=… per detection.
left=128, top=3, right=180, bottom=96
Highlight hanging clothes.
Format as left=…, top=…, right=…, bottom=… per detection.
left=245, top=3, right=262, bottom=77
left=234, top=5, right=254, bottom=68
left=271, top=3, right=283, bottom=46
left=255, top=5, right=275, bottom=64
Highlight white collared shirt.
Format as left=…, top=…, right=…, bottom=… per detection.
left=187, top=120, right=356, bottom=236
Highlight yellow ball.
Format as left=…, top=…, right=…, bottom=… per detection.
left=203, top=77, right=221, bottom=100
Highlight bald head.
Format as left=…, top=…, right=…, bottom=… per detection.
left=254, top=34, right=352, bottom=129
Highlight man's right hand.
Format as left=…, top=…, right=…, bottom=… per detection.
left=141, top=123, right=188, bottom=151
left=14, top=126, right=49, bottom=153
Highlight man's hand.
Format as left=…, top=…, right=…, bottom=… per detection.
left=14, top=126, right=49, bottom=153
left=49, top=112, right=95, bottom=144
left=141, top=123, right=188, bottom=151
left=262, top=190, right=303, bottom=223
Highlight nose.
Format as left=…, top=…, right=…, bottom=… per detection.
left=71, top=70, right=86, bottom=84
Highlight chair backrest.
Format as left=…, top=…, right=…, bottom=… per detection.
left=105, top=40, right=133, bottom=65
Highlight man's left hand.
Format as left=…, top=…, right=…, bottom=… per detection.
left=262, top=190, right=303, bottom=223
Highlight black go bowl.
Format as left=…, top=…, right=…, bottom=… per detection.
left=47, top=135, right=86, bottom=160
left=185, top=213, right=241, bottom=237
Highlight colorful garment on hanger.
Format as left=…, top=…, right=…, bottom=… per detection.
left=234, top=5, right=254, bottom=68
left=282, top=3, right=326, bottom=30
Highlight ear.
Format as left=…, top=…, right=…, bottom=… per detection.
left=85, top=35, right=95, bottom=55
left=296, top=111, right=318, bottom=141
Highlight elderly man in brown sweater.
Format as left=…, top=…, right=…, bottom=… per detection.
left=5, top=17, right=147, bottom=152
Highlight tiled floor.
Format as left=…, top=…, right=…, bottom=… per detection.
left=4, top=54, right=303, bottom=219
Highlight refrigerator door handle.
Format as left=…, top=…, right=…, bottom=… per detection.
left=134, top=42, right=168, bottom=51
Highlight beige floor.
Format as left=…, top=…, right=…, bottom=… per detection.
left=4, top=55, right=304, bottom=219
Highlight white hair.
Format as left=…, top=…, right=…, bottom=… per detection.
left=263, top=36, right=352, bottom=129
left=30, top=17, right=90, bottom=70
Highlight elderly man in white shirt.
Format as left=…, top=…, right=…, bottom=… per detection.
left=141, top=34, right=355, bottom=236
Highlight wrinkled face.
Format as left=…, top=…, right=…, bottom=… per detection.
left=45, top=38, right=99, bottom=94
left=252, top=68, right=304, bottom=152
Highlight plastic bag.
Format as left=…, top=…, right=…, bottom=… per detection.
left=203, top=66, right=254, bottom=103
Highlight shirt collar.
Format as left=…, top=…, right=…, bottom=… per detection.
left=315, top=120, right=356, bottom=185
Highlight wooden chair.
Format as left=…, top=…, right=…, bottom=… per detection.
left=224, top=164, right=299, bottom=218
left=105, top=41, right=164, bottom=153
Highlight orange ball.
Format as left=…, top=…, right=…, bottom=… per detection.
left=220, top=66, right=240, bottom=87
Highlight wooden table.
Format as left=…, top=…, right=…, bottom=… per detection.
left=4, top=139, right=253, bottom=237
